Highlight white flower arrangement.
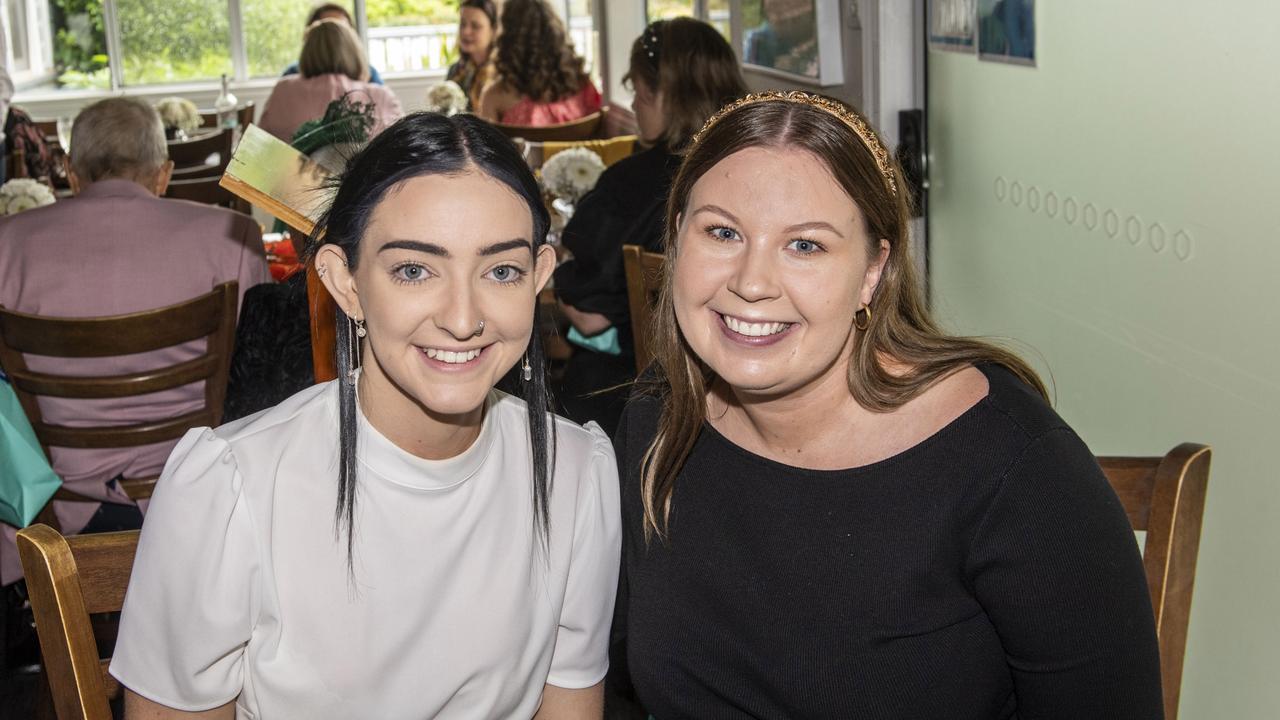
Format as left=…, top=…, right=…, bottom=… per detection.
left=0, top=179, right=57, bottom=216
left=540, top=147, right=606, bottom=204
left=424, top=81, right=468, bottom=117
left=155, top=96, right=201, bottom=138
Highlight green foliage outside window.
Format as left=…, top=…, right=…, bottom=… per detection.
left=365, top=0, right=456, bottom=28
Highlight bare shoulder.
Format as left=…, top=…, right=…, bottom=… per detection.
left=478, top=78, right=517, bottom=121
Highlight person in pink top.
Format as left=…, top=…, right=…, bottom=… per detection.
left=0, top=97, right=269, bottom=585
left=478, top=0, right=602, bottom=126
left=259, top=18, right=402, bottom=143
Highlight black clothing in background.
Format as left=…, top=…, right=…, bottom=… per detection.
left=552, top=145, right=680, bottom=433
left=610, top=364, right=1164, bottom=719
left=222, top=272, right=314, bottom=423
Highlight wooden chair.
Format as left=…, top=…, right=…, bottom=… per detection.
left=166, top=127, right=234, bottom=176
left=1097, top=443, right=1211, bottom=720
left=306, top=262, right=339, bottom=383
left=543, top=134, right=637, bottom=168
left=16, top=524, right=139, bottom=720
left=165, top=175, right=252, bottom=214
left=621, top=244, right=665, bottom=373
left=198, top=102, right=256, bottom=130
left=0, top=282, right=239, bottom=514
left=494, top=108, right=607, bottom=142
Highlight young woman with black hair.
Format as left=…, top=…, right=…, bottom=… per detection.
left=110, top=113, right=620, bottom=719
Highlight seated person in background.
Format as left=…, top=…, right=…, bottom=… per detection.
left=446, top=0, right=498, bottom=111
left=282, top=2, right=384, bottom=85
left=478, top=0, right=601, bottom=126
left=259, top=18, right=402, bottom=143
left=0, top=97, right=268, bottom=585
left=552, top=18, right=747, bottom=432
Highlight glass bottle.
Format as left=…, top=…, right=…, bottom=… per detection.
left=215, top=74, right=239, bottom=130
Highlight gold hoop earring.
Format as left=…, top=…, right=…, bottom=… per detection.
left=854, top=305, right=872, bottom=331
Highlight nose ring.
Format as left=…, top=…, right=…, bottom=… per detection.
left=475, top=320, right=485, bottom=336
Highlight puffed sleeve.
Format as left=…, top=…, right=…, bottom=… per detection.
left=108, top=427, right=260, bottom=711
left=546, top=422, right=623, bottom=689
left=966, top=428, right=1164, bottom=718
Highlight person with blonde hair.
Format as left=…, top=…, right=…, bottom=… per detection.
left=478, top=0, right=600, bottom=126
left=609, top=92, right=1164, bottom=717
left=259, top=18, right=401, bottom=142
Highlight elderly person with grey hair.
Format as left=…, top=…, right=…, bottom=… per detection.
left=0, top=96, right=269, bottom=585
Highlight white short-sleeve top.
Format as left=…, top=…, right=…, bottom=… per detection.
left=109, top=381, right=621, bottom=719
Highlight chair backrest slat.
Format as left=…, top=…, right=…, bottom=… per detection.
left=0, top=289, right=228, bottom=357
left=494, top=108, right=606, bottom=142
left=621, top=245, right=665, bottom=373
left=34, top=408, right=217, bottom=449
left=8, top=354, right=222, bottom=399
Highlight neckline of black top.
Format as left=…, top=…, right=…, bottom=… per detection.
left=698, top=362, right=1008, bottom=479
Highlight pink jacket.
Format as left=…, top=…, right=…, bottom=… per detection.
left=0, top=179, right=269, bottom=583
left=500, top=81, right=602, bottom=126
left=259, top=73, right=403, bottom=142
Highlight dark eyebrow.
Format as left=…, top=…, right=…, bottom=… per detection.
left=783, top=221, right=844, bottom=239
left=478, top=238, right=532, bottom=256
left=690, top=204, right=741, bottom=225
left=378, top=240, right=449, bottom=257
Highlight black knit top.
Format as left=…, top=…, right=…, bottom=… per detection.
left=610, top=364, right=1164, bottom=719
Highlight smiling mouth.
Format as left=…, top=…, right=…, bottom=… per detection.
left=420, top=346, right=485, bottom=365
left=719, top=313, right=794, bottom=338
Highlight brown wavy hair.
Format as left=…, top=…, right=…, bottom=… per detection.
left=494, top=0, right=589, bottom=103
left=623, top=18, right=748, bottom=149
left=639, top=96, right=1049, bottom=541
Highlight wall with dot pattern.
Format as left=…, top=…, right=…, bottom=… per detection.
left=927, top=2, right=1279, bottom=716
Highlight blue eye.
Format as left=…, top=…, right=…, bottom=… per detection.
left=486, top=264, right=525, bottom=284
left=707, top=225, right=738, bottom=242
left=393, top=263, right=429, bottom=283
left=788, top=239, right=824, bottom=254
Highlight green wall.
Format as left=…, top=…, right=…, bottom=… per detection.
left=927, top=2, right=1279, bottom=717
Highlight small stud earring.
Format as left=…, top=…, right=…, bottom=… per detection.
left=317, top=265, right=328, bottom=278
left=521, top=354, right=532, bottom=382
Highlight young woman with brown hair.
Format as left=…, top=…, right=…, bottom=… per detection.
left=552, top=18, right=748, bottom=432
left=478, top=0, right=601, bottom=126
left=610, top=92, right=1164, bottom=718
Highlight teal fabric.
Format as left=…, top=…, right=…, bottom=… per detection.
left=567, top=325, right=622, bottom=356
left=0, top=380, right=62, bottom=527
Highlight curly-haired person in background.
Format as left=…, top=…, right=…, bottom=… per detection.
left=478, top=0, right=601, bottom=126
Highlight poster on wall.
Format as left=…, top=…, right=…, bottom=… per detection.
left=740, top=0, right=843, bottom=87
left=978, top=0, right=1035, bottom=66
left=928, top=0, right=976, bottom=53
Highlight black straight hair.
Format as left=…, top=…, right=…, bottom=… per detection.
left=307, top=112, right=557, bottom=567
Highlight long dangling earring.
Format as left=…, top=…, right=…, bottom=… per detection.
left=346, top=316, right=364, bottom=385
left=854, top=304, right=872, bottom=331
left=521, top=353, right=532, bottom=382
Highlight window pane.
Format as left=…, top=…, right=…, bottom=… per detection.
left=567, top=0, right=597, bottom=79
left=707, top=0, right=730, bottom=39
left=365, top=0, right=458, bottom=74
left=50, top=0, right=110, bottom=89
left=242, top=0, right=353, bottom=78
left=116, top=0, right=230, bottom=85
left=646, top=0, right=695, bottom=22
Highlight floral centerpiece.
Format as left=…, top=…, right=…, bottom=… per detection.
left=540, top=147, right=606, bottom=204
left=155, top=97, right=201, bottom=140
left=0, top=179, right=56, bottom=216
left=424, top=81, right=468, bottom=117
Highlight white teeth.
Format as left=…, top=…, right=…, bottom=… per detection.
left=425, top=348, right=482, bottom=363
left=722, top=314, right=790, bottom=337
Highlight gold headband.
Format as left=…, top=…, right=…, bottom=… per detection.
left=690, top=90, right=898, bottom=197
